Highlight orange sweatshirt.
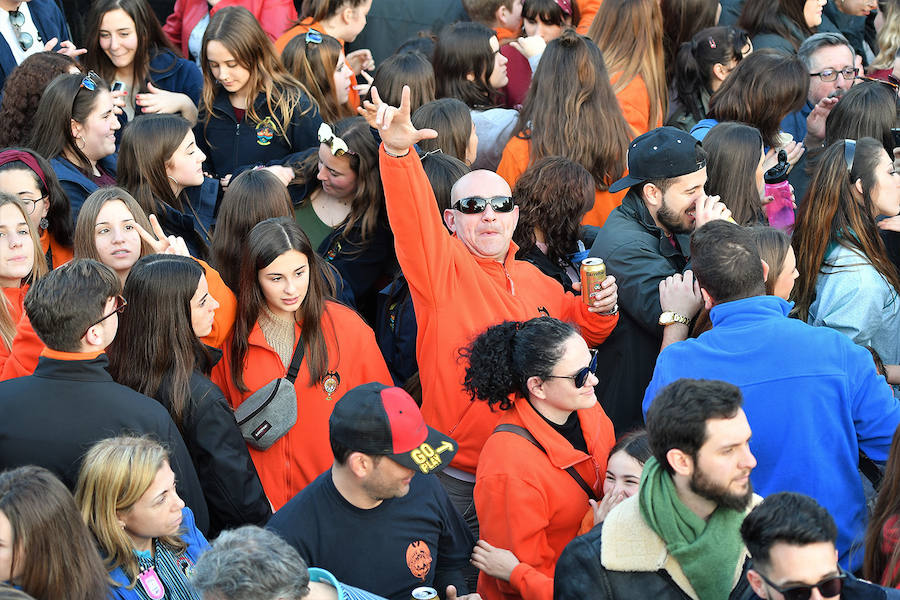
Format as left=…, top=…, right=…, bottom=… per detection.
left=496, top=134, right=627, bottom=227
left=275, top=18, right=361, bottom=109
left=611, top=72, right=663, bottom=138
left=475, top=399, right=615, bottom=600
left=39, top=230, right=73, bottom=270
left=379, top=148, right=618, bottom=474
left=576, top=0, right=602, bottom=34
left=211, top=301, right=391, bottom=509
left=198, top=259, right=236, bottom=349
left=0, top=286, right=42, bottom=381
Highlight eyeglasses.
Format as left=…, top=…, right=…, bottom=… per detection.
left=544, top=351, right=598, bottom=388
left=19, top=195, right=47, bottom=215
left=317, top=122, right=356, bottom=156
left=755, top=568, right=845, bottom=600
left=451, top=195, right=515, bottom=214
left=82, top=295, right=126, bottom=338
left=80, top=71, right=99, bottom=92
left=305, top=30, right=323, bottom=44
left=808, top=67, right=858, bottom=82
left=856, top=74, right=900, bottom=94
left=8, top=9, right=33, bottom=52
left=843, top=139, right=856, bottom=174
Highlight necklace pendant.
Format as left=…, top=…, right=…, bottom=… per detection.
left=138, top=566, right=166, bottom=600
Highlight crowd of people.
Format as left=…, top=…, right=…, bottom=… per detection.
left=1, top=0, right=900, bottom=598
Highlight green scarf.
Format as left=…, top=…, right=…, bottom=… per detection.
left=638, top=457, right=746, bottom=600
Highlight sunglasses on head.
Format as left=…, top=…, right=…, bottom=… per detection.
left=756, top=569, right=844, bottom=600
left=843, top=139, right=856, bottom=174
left=317, top=122, right=356, bottom=157
left=80, top=71, right=99, bottom=92
left=451, top=195, right=514, bottom=214
left=544, top=351, right=598, bottom=389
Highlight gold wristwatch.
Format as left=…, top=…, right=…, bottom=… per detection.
left=658, top=311, right=690, bottom=326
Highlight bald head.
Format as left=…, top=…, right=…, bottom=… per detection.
left=450, top=170, right=512, bottom=204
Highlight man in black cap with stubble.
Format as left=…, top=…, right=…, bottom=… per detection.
left=588, top=126, right=735, bottom=435
left=267, top=382, right=479, bottom=600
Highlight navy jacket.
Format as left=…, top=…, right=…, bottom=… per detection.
left=194, top=86, right=323, bottom=180
left=0, top=0, right=70, bottom=90
left=50, top=154, right=118, bottom=223
left=158, top=176, right=219, bottom=259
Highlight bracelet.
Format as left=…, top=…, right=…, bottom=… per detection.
left=383, top=146, right=409, bottom=158
left=598, top=304, right=618, bottom=316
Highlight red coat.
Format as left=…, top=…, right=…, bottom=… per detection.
left=379, top=148, right=618, bottom=474
left=211, top=301, right=391, bottom=509
left=475, top=399, right=615, bottom=600
left=163, top=0, right=297, bottom=54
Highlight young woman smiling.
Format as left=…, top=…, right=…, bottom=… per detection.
left=83, top=0, right=202, bottom=126
left=28, top=72, right=120, bottom=221
left=76, top=436, right=209, bottom=600
left=211, top=217, right=390, bottom=509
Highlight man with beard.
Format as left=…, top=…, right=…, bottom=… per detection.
left=643, top=221, right=900, bottom=573
left=589, top=126, right=732, bottom=433
left=267, top=383, right=478, bottom=600
left=554, top=378, right=759, bottom=600
left=780, top=32, right=857, bottom=146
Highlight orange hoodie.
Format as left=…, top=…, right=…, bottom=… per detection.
left=576, top=0, right=602, bottom=34
left=198, top=259, right=236, bottom=350
left=496, top=134, right=627, bottom=227
left=211, top=301, right=391, bottom=509
left=379, top=148, right=618, bottom=474
left=611, top=72, right=663, bottom=138
left=39, top=230, right=73, bottom=270
left=0, top=286, right=42, bottom=381
left=475, top=399, right=615, bottom=600
left=275, top=18, right=361, bottom=109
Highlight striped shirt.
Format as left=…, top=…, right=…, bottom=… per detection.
left=133, top=541, right=201, bottom=600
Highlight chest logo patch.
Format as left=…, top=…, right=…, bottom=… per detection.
left=406, top=540, right=432, bottom=581
left=256, top=117, right=275, bottom=145
left=323, top=370, right=341, bottom=401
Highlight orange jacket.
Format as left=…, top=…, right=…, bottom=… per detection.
left=496, top=134, right=627, bottom=227
left=475, top=399, right=615, bottom=600
left=379, top=148, right=618, bottom=474
left=611, top=72, right=663, bottom=138
left=0, top=286, right=42, bottom=381
left=198, top=259, right=236, bottom=350
left=576, top=0, right=602, bottom=34
left=39, top=230, right=73, bottom=270
left=211, top=301, right=391, bottom=509
left=275, top=18, right=361, bottom=109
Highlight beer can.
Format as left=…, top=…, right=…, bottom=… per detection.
left=412, top=588, right=438, bottom=600
left=581, top=258, right=607, bottom=305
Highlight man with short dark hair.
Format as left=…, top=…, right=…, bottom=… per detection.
left=267, top=382, right=477, bottom=600
left=589, top=126, right=733, bottom=433
left=0, top=259, right=209, bottom=532
left=555, top=378, right=758, bottom=600
left=643, top=220, right=900, bottom=572
left=740, top=492, right=900, bottom=599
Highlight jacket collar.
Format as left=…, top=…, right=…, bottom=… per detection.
left=600, top=494, right=760, bottom=599
left=211, top=87, right=268, bottom=120
left=619, top=191, right=691, bottom=258
left=513, top=399, right=602, bottom=470
left=708, top=295, right=793, bottom=327
left=33, top=351, right=114, bottom=382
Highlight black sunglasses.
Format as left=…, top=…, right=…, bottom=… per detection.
left=756, top=569, right=845, bottom=600
left=452, top=195, right=514, bottom=214
left=544, top=351, right=598, bottom=388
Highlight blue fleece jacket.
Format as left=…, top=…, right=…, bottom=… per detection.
left=642, top=295, right=900, bottom=572
left=50, top=154, right=118, bottom=223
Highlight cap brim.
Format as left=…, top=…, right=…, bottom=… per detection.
left=389, top=426, right=457, bottom=475
left=608, top=175, right=645, bottom=194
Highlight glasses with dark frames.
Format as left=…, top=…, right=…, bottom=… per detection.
left=544, top=351, right=598, bottom=389
left=755, top=568, right=845, bottom=600
left=451, top=196, right=515, bottom=214
left=808, top=67, right=858, bottom=82
left=82, top=295, right=126, bottom=338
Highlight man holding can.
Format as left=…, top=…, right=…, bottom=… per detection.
left=357, top=86, right=619, bottom=541
left=589, top=126, right=733, bottom=435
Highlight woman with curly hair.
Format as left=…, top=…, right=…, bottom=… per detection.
left=0, top=53, right=82, bottom=149
left=512, top=157, right=595, bottom=294
left=462, top=316, right=615, bottom=600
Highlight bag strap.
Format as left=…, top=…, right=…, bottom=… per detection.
left=285, top=336, right=306, bottom=383
left=493, top=423, right=599, bottom=501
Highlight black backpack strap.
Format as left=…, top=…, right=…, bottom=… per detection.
left=493, top=423, right=599, bottom=501
left=285, top=336, right=306, bottom=383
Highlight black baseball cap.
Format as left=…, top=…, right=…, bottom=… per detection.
left=329, top=382, right=457, bottom=474
left=608, top=127, right=707, bottom=193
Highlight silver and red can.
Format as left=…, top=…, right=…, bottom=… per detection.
left=580, top=258, right=607, bottom=304
left=412, top=588, right=438, bottom=600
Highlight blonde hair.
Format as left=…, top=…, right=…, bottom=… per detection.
left=0, top=194, right=47, bottom=349
left=873, top=2, right=900, bottom=71
left=588, top=0, right=667, bottom=133
left=73, top=187, right=156, bottom=264
left=75, top=436, right=186, bottom=587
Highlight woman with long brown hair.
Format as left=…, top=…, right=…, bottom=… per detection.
left=281, top=31, right=355, bottom=123
left=792, top=137, right=900, bottom=370
left=106, top=254, right=271, bottom=535
left=588, top=0, right=666, bottom=137
left=497, top=29, right=631, bottom=226
left=739, top=0, right=826, bottom=52
left=211, top=217, right=390, bottom=509
left=196, top=6, right=322, bottom=187
left=0, top=466, right=108, bottom=600
left=703, top=122, right=768, bottom=225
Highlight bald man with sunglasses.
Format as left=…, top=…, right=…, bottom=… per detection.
left=359, top=86, right=619, bottom=538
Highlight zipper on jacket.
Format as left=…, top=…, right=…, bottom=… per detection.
left=502, top=264, right=515, bottom=295
left=232, top=122, right=241, bottom=175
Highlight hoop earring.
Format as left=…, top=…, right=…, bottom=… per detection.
left=167, top=175, right=179, bottom=186
left=76, top=135, right=86, bottom=150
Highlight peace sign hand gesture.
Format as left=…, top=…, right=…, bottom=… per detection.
left=134, top=214, right=191, bottom=257
left=357, top=85, right=437, bottom=157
